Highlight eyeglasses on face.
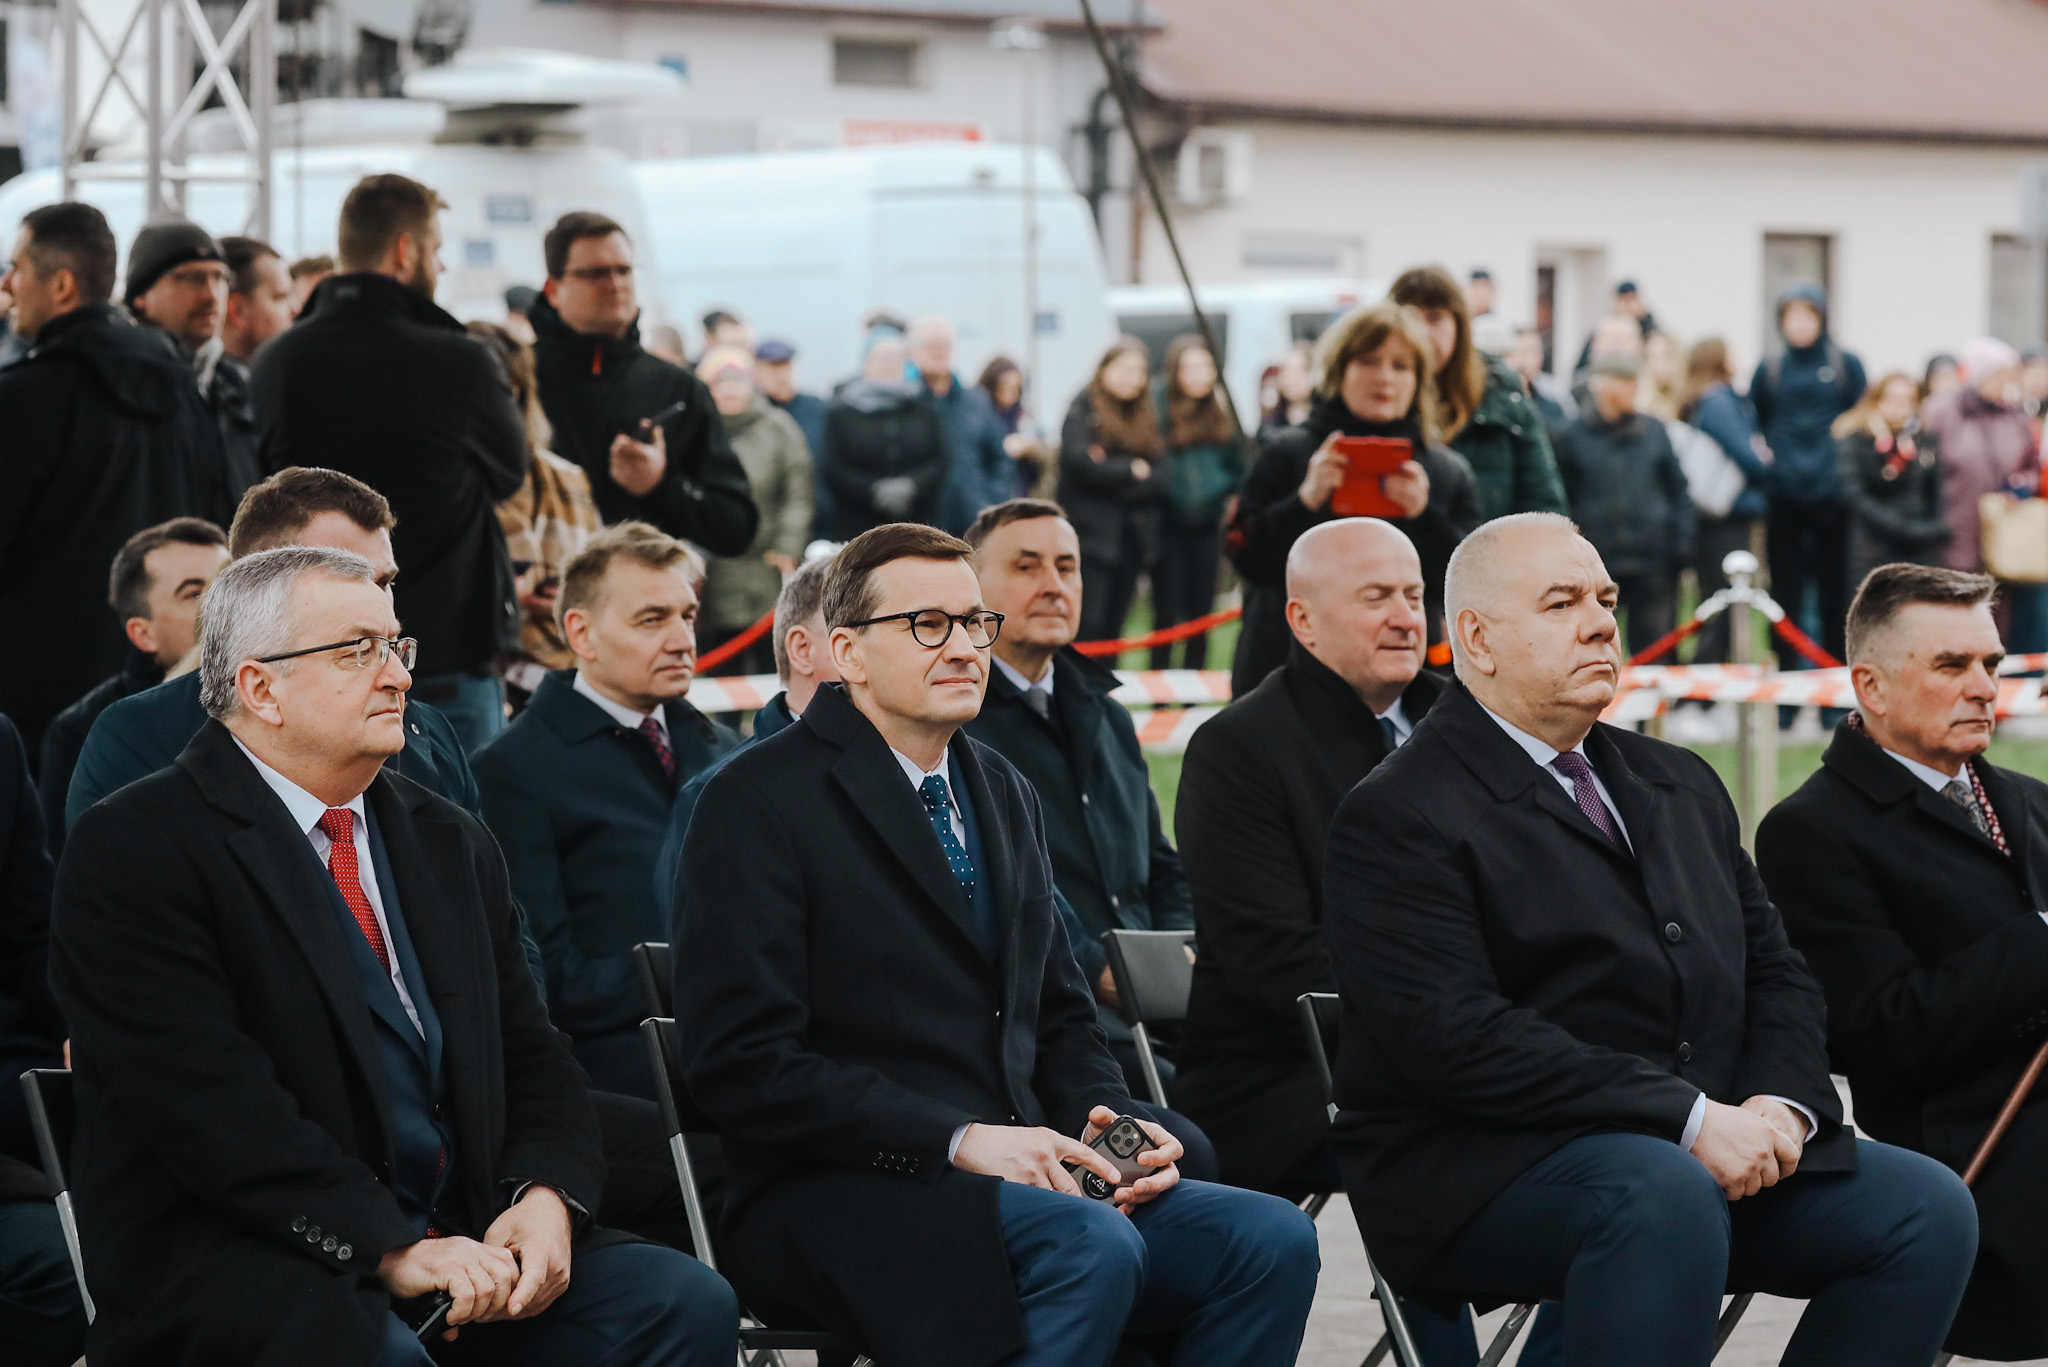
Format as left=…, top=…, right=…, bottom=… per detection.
left=254, top=635, right=418, bottom=671
left=845, top=609, right=1004, bottom=650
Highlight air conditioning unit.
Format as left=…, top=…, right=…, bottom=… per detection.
left=1175, top=128, right=1253, bottom=208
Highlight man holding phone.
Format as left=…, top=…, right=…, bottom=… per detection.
left=675, top=523, right=1319, bottom=1367
left=527, top=211, right=758, bottom=558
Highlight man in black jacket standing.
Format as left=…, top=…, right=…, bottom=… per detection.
left=1760, top=564, right=2048, bottom=1361
left=961, top=500, right=1194, bottom=1091
left=1326, top=511, right=1976, bottom=1366
left=252, top=173, right=530, bottom=751
left=0, top=201, right=239, bottom=767
left=529, top=212, right=757, bottom=554
left=51, top=544, right=738, bottom=1367
left=675, top=523, right=1317, bottom=1367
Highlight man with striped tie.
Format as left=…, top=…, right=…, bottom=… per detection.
left=1322, top=512, right=1979, bottom=1367
left=49, top=544, right=737, bottom=1367
left=472, top=520, right=738, bottom=1098
left=1762, top=563, right=2048, bottom=1361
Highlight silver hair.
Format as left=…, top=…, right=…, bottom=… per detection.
left=1441, top=511, right=1579, bottom=682
left=198, top=545, right=378, bottom=721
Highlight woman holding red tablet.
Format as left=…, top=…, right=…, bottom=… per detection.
left=1225, top=301, right=1482, bottom=696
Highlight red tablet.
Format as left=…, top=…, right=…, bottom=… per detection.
left=1329, top=436, right=1413, bottom=518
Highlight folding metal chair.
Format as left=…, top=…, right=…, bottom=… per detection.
left=1100, top=928, right=1196, bottom=1108
left=1295, top=994, right=1755, bottom=1366
left=20, top=1068, right=92, bottom=1325
left=633, top=941, right=674, bottom=1021
left=639, top=1018, right=874, bottom=1367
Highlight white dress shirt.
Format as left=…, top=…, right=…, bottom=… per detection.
left=1377, top=698, right=1414, bottom=747
left=231, top=736, right=424, bottom=1036
left=1474, top=703, right=1816, bottom=1149
left=892, top=746, right=967, bottom=847
left=573, top=669, right=667, bottom=744
left=992, top=655, right=1055, bottom=710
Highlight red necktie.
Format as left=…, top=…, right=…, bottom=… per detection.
left=638, top=716, right=677, bottom=783
left=317, top=809, right=391, bottom=973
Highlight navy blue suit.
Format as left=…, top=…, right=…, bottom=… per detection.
left=473, top=671, right=740, bottom=1096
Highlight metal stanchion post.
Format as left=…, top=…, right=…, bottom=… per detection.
left=1725, top=550, right=1775, bottom=848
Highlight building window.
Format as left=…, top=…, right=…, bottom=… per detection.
left=1762, top=232, right=1832, bottom=350
left=0, top=19, right=10, bottom=107
left=355, top=29, right=402, bottom=98
left=1989, top=234, right=2047, bottom=349
left=833, top=37, right=920, bottom=88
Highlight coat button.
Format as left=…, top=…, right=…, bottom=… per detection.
left=305, top=1224, right=322, bottom=1242
left=1664, top=922, right=1683, bottom=943
left=1081, top=794, right=1091, bottom=806
left=322, top=1236, right=339, bottom=1253
left=1677, top=1041, right=1693, bottom=1062
left=994, top=1007, right=1003, bottom=1021
left=291, top=1217, right=308, bottom=1233
left=337, top=1245, right=353, bottom=1262
left=1108, top=895, right=1119, bottom=909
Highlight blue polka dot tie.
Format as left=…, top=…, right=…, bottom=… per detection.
left=919, top=773, right=977, bottom=907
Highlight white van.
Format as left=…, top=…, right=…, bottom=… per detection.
left=632, top=143, right=1115, bottom=413
left=0, top=112, right=661, bottom=327
left=1108, top=277, right=1385, bottom=430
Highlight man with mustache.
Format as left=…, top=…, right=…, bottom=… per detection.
left=1323, top=511, right=1978, bottom=1366
left=1761, top=564, right=2048, bottom=1362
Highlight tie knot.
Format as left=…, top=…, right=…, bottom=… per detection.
left=1551, top=751, right=1594, bottom=782
left=919, top=773, right=951, bottom=812
left=637, top=717, right=665, bottom=744
left=317, top=807, right=354, bottom=843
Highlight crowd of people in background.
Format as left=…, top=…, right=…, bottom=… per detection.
left=5, top=170, right=2048, bottom=1367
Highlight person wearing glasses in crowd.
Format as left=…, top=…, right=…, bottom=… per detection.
left=675, top=522, right=1319, bottom=1367
left=526, top=211, right=759, bottom=558
left=50, top=544, right=740, bottom=1367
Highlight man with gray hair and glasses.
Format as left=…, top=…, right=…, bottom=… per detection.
left=48, top=545, right=739, bottom=1367
left=1322, top=511, right=1977, bottom=1366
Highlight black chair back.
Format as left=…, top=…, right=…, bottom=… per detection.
left=633, top=941, right=674, bottom=1020
left=1101, top=928, right=1196, bottom=1027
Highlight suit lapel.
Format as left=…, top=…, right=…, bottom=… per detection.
left=368, top=777, right=491, bottom=1181
left=1978, top=761, right=2034, bottom=884
left=188, top=728, right=392, bottom=1124
left=1913, top=778, right=2005, bottom=857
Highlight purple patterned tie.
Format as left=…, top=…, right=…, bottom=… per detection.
left=1551, top=751, right=1624, bottom=849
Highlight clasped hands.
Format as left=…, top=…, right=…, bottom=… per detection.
left=953, top=1104, right=1182, bottom=1215
left=1689, top=1096, right=1808, bottom=1201
left=376, top=1184, right=573, bottom=1339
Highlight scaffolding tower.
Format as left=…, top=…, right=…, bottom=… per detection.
left=58, top=0, right=276, bottom=236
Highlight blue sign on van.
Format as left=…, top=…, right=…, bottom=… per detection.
left=1035, top=310, right=1059, bottom=335
left=466, top=239, right=495, bottom=267
left=486, top=195, right=534, bottom=225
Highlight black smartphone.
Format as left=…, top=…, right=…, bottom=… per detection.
left=629, top=398, right=689, bottom=438
left=1064, top=1114, right=1154, bottom=1202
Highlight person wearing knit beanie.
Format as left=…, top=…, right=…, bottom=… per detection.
left=125, top=219, right=226, bottom=354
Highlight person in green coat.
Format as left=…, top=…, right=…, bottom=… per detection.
left=1155, top=333, right=1247, bottom=669
left=1390, top=266, right=1568, bottom=522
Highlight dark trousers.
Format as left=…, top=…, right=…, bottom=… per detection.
left=1150, top=524, right=1224, bottom=670
left=0, top=1201, right=85, bottom=1367
left=1766, top=499, right=1851, bottom=668
left=1690, top=516, right=1758, bottom=664
left=1419, top=1133, right=1976, bottom=1367
left=1612, top=573, right=1678, bottom=659
left=1080, top=555, right=1146, bottom=649
left=382, top=1240, right=737, bottom=1367
left=994, top=1177, right=1318, bottom=1367
left=593, top=1089, right=703, bottom=1255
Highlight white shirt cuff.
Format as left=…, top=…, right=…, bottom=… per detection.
left=1681, top=1093, right=1820, bottom=1150
left=948, top=1122, right=972, bottom=1164
left=1761, top=1095, right=1820, bottom=1141
left=1681, top=1092, right=1707, bottom=1150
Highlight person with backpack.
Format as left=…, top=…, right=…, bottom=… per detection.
left=1750, top=282, right=1866, bottom=667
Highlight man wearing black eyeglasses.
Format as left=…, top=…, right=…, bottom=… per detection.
left=51, top=544, right=741, bottom=1367
left=528, top=211, right=758, bottom=558
left=675, top=522, right=1318, bottom=1367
